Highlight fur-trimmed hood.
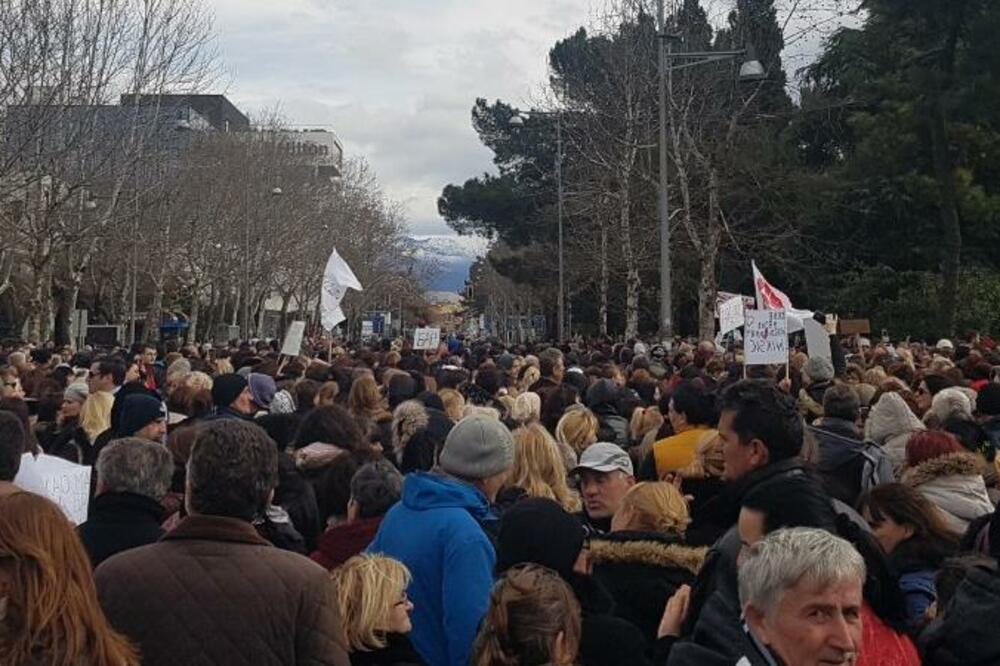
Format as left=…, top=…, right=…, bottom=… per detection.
left=589, top=533, right=706, bottom=574
left=902, top=451, right=985, bottom=488
left=392, top=399, right=428, bottom=452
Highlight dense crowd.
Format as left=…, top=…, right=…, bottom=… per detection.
left=2, top=330, right=1000, bottom=665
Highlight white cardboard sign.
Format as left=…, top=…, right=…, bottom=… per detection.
left=280, top=321, right=306, bottom=357
left=361, top=321, right=374, bottom=338
left=803, top=318, right=833, bottom=363
left=15, top=453, right=92, bottom=525
left=413, top=327, right=441, bottom=351
left=744, top=309, right=789, bottom=366
left=719, top=296, right=746, bottom=335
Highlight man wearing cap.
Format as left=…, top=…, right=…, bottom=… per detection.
left=573, top=442, right=636, bottom=535
left=367, top=413, right=514, bottom=666
left=115, top=394, right=168, bottom=444
left=209, top=373, right=256, bottom=420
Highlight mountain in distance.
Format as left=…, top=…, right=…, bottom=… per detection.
left=409, top=234, right=490, bottom=293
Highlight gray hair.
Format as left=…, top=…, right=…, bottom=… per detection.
left=738, top=527, right=865, bottom=618
left=97, top=437, right=174, bottom=500
left=350, top=460, right=403, bottom=518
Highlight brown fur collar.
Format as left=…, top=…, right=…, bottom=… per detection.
left=902, top=451, right=985, bottom=488
left=589, top=538, right=707, bottom=574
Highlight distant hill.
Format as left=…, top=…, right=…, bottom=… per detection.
left=409, top=234, right=489, bottom=293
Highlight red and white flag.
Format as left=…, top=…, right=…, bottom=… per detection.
left=752, top=260, right=792, bottom=310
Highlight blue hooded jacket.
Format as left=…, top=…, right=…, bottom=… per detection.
left=367, top=472, right=496, bottom=666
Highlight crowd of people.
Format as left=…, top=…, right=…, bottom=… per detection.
left=3, top=330, right=1000, bottom=665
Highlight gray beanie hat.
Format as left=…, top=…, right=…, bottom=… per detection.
left=804, top=356, right=835, bottom=383
left=439, top=413, right=515, bottom=480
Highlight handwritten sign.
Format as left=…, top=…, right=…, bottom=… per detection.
left=744, top=309, right=788, bottom=366
left=15, top=453, right=92, bottom=525
left=413, top=327, right=441, bottom=351
left=280, top=321, right=306, bottom=357
left=719, top=296, right=746, bottom=335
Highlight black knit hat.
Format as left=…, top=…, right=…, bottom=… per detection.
left=212, top=373, right=248, bottom=409
left=978, top=383, right=1000, bottom=417
left=496, top=497, right=586, bottom=580
left=116, top=394, right=165, bottom=437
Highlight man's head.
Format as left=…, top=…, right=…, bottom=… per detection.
left=538, top=347, right=565, bottom=383
left=186, top=420, right=278, bottom=521
left=740, top=527, right=865, bottom=666
left=348, top=460, right=403, bottom=521
left=96, top=437, right=173, bottom=500
left=0, top=366, right=23, bottom=399
left=211, top=373, right=253, bottom=415
left=141, top=345, right=158, bottom=366
left=822, top=383, right=860, bottom=423
left=88, top=356, right=126, bottom=394
left=439, top=413, right=515, bottom=502
left=117, top=394, right=167, bottom=443
left=573, top=442, right=635, bottom=520
left=0, top=410, right=26, bottom=482
left=717, top=381, right=803, bottom=481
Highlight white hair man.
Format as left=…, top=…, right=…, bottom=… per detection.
left=738, top=527, right=865, bottom=666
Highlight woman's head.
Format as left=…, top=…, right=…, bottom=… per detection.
left=629, top=406, right=664, bottom=442
left=438, top=388, right=465, bottom=422
left=511, top=392, right=542, bottom=426
left=509, top=424, right=580, bottom=512
left=555, top=408, right=598, bottom=455
left=905, top=430, right=964, bottom=468
left=294, top=404, right=364, bottom=451
left=331, top=554, right=413, bottom=652
left=315, top=380, right=341, bottom=408
left=857, top=483, right=959, bottom=557
left=611, top=481, right=689, bottom=535
left=79, top=390, right=115, bottom=442
left=0, top=492, right=137, bottom=665
left=348, top=374, right=383, bottom=416
left=473, top=564, right=581, bottom=666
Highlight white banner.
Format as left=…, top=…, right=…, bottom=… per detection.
left=15, top=453, right=92, bottom=525
left=413, top=327, right=441, bottom=351
left=280, top=321, right=306, bottom=357
left=744, top=309, right=789, bottom=366
left=803, top=318, right=833, bottom=363
left=719, top=296, right=745, bottom=335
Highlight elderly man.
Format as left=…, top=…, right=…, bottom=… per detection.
left=739, top=527, right=865, bottom=666
left=96, top=420, right=350, bottom=666
left=78, top=437, right=174, bottom=567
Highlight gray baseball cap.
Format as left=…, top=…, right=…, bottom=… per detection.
left=572, top=442, right=634, bottom=476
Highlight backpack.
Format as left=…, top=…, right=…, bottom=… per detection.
left=809, top=425, right=890, bottom=506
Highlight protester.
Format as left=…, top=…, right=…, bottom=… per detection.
left=115, top=393, right=167, bottom=442
left=0, top=411, right=27, bottom=498
left=331, top=554, right=423, bottom=665
left=95, top=420, right=350, bottom=666
left=367, top=414, right=514, bottom=666
left=865, top=390, right=926, bottom=475
left=496, top=497, right=652, bottom=665
left=0, top=491, right=139, bottom=666
left=349, top=373, right=394, bottom=452
left=499, top=422, right=580, bottom=512
left=312, top=460, right=403, bottom=570
left=78, top=437, right=174, bottom=567
left=472, top=564, right=582, bottom=666
left=642, top=381, right=717, bottom=480
left=858, top=483, right=960, bottom=626
left=585, top=379, right=629, bottom=448
left=209, top=372, right=255, bottom=419
left=573, top=441, right=636, bottom=535
left=799, top=356, right=836, bottom=420
left=555, top=406, right=599, bottom=458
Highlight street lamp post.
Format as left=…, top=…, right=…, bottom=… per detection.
left=509, top=111, right=564, bottom=341
left=656, top=0, right=764, bottom=344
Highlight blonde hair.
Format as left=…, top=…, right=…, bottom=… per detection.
left=629, top=406, right=663, bottom=442
left=315, top=381, right=340, bottom=407
left=618, top=482, right=690, bottom=534
left=213, top=358, right=234, bottom=375
left=331, top=554, right=412, bottom=652
left=439, top=388, right=466, bottom=422
left=510, top=392, right=541, bottom=426
left=508, top=424, right=581, bottom=512
left=555, top=408, right=599, bottom=456
left=518, top=365, right=541, bottom=393
left=349, top=374, right=387, bottom=418
left=183, top=371, right=213, bottom=392
left=79, top=391, right=114, bottom=443
left=463, top=405, right=500, bottom=420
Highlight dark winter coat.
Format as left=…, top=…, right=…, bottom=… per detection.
left=569, top=574, right=652, bottom=666
left=77, top=491, right=165, bottom=568
left=349, top=634, right=425, bottom=666
left=810, top=417, right=894, bottom=507
left=589, top=531, right=705, bottom=646
left=920, top=565, right=1000, bottom=665
left=95, top=514, right=350, bottom=666
left=591, top=403, right=630, bottom=449
left=311, top=516, right=384, bottom=570
left=38, top=421, right=88, bottom=464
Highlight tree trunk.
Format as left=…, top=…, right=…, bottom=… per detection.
left=188, top=283, right=200, bottom=344
left=619, top=176, right=640, bottom=339
left=143, top=279, right=164, bottom=343
left=599, top=221, right=609, bottom=336
left=53, top=285, right=73, bottom=346
left=698, top=167, right=724, bottom=341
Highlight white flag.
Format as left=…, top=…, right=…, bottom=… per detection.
left=321, top=248, right=363, bottom=331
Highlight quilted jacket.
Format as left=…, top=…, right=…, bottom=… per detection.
left=95, top=514, right=350, bottom=666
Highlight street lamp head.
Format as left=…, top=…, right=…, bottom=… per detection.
left=271, top=186, right=284, bottom=196
left=739, top=59, right=766, bottom=82
left=83, top=199, right=97, bottom=210
left=508, top=114, right=526, bottom=127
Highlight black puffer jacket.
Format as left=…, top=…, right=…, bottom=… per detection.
left=920, top=565, right=1000, bottom=665
left=590, top=531, right=705, bottom=646
left=571, top=574, right=652, bottom=666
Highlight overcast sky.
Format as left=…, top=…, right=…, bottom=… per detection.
left=206, top=0, right=857, bottom=237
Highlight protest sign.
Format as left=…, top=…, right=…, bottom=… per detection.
left=280, top=321, right=306, bottom=357
left=744, top=309, right=789, bottom=366
left=14, top=453, right=92, bottom=525
left=838, top=319, right=871, bottom=335
left=361, top=320, right=374, bottom=338
left=719, top=296, right=746, bottom=335
left=803, top=318, right=832, bottom=362
left=413, top=327, right=441, bottom=351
